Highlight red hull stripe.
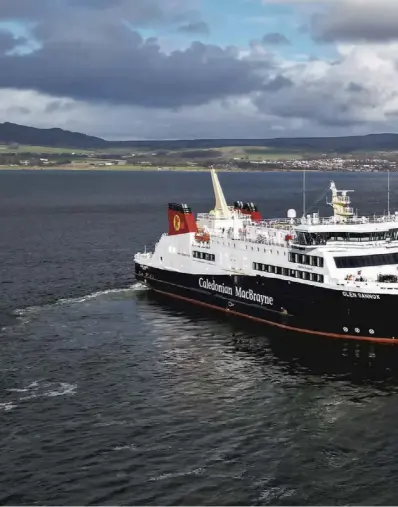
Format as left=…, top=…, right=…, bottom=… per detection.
left=152, top=287, right=397, bottom=345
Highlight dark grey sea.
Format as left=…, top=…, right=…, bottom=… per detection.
left=2, top=169, right=398, bottom=505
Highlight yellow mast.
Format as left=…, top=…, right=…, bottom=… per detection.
left=329, top=181, right=354, bottom=222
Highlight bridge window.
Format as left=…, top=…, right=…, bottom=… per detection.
left=335, top=252, right=398, bottom=268
left=390, top=229, right=398, bottom=241
left=296, top=230, right=397, bottom=245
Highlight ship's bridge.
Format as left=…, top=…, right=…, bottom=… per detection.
left=290, top=181, right=398, bottom=248
left=293, top=221, right=398, bottom=247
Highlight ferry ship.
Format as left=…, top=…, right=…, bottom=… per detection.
left=134, top=169, right=398, bottom=345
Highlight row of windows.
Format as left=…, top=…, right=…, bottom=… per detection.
left=193, top=251, right=215, bottom=262
left=253, top=263, right=324, bottom=283
left=335, top=252, right=398, bottom=269
left=296, top=230, right=398, bottom=246
left=288, top=252, right=324, bottom=268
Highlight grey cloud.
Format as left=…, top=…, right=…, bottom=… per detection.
left=254, top=67, right=381, bottom=128
left=67, top=0, right=129, bottom=9
left=7, top=0, right=391, bottom=137
left=3, top=83, right=397, bottom=141
left=311, top=2, right=398, bottom=43
left=262, top=32, right=290, bottom=45
left=262, top=75, right=293, bottom=91
left=298, top=23, right=309, bottom=35
left=0, top=0, right=263, bottom=110
left=347, top=82, right=364, bottom=93
left=0, top=31, right=27, bottom=52
left=385, top=109, right=398, bottom=118
left=267, top=96, right=363, bottom=127
left=0, top=27, right=271, bottom=109
left=7, top=106, right=30, bottom=115
left=45, top=101, right=76, bottom=113
left=0, top=0, right=44, bottom=20
left=0, top=0, right=196, bottom=27
left=178, top=21, right=210, bottom=34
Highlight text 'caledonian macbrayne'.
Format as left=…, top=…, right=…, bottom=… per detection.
left=199, top=278, right=274, bottom=306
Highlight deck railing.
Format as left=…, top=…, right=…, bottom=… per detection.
left=331, top=277, right=398, bottom=291
left=193, top=229, right=291, bottom=248
left=196, top=212, right=398, bottom=227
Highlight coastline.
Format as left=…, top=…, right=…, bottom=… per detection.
left=0, top=165, right=323, bottom=173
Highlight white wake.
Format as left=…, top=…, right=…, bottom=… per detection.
left=13, top=281, right=148, bottom=317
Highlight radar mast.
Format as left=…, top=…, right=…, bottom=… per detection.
left=328, top=181, right=355, bottom=223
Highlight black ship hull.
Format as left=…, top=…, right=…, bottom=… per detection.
left=135, top=263, right=398, bottom=345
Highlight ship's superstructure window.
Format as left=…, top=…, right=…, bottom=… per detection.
left=193, top=251, right=215, bottom=262
left=253, top=263, right=324, bottom=283
left=288, top=252, right=324, bottom=267
left=296, top=230, right=398, bottom=246
left=335, top=252, right=398, bottom=269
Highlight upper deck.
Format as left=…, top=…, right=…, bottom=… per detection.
left=195, top=178, right=398, bottom=251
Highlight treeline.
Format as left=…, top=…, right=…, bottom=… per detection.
left=123, top=155, right=228, bottom=168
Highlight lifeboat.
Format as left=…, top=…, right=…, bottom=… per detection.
left=195, top=226, right=210, bottom=243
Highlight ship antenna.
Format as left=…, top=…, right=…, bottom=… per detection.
left=388, top=170, right=390, bottom=217
left=302, top=169, right=306, bottom=217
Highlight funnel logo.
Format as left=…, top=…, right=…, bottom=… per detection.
left=173, top=214, right=181, bottom=231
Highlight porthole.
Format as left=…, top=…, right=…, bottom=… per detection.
left=343, top=327, right=348, bottom=332
left=355, top=327, right=360, bottom=333
left=369, top=329, right=375, bottom=335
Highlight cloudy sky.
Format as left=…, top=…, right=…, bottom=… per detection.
left=0, top=0, right=398, bottom=140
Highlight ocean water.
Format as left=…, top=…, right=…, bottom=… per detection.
left=2, top=169, right=398, bottom=505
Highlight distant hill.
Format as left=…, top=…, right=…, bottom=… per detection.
left=0, top=122, right=106, bottom=149
left=2, top=122, right=398, bottom=152
left=110, top=133, right=398, bottom=153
